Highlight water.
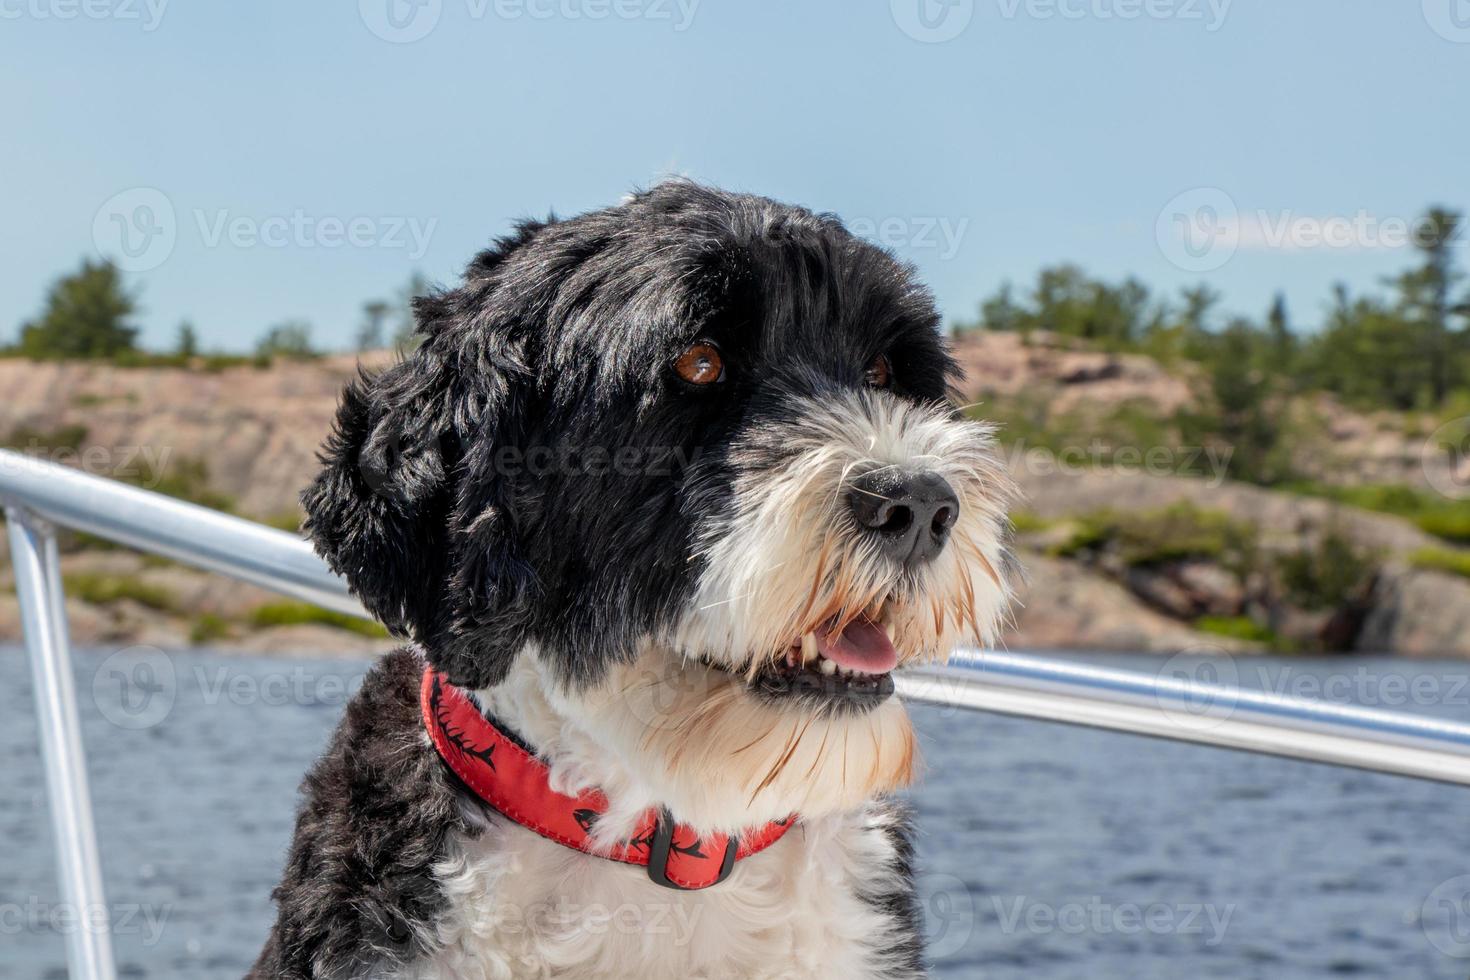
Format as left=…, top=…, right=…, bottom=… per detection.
left=3, top=647, right=1468, bottom=979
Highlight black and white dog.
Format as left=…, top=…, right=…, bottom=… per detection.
left=249, top=182, right=1016, bottom=980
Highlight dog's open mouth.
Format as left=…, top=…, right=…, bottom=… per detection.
left=704, top=603, right=901, bottom=714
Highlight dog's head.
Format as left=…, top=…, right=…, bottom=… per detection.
left=305, top=182, right=1015, bottom=822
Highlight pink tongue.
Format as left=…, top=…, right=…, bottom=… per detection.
left=815, top=616, right=898, bottom=674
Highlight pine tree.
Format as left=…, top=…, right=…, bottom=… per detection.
left=20, top=259, right=139, bottom=358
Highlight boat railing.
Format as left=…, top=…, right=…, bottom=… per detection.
left=3, top=447, right=1468, bottom=980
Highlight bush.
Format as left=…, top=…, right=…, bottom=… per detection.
left=1275, top=529, right=1377, bottom=610
left=1051, top=502, right=1256, bottom=569
left=1195, top=616, right=1281, bottom=646
left=2, top=423, right=89, bottom=452
left=121, top=456, right=236, bottom=513
left=63, top=573, right=177, bottom=612
left=1286, top=482, right=1470, bottom=545
left=248, top=601, right=388, bottom=637
left=189, top=613, right=232, bottom=644
left=1409, top=547, right=1470, bottom=579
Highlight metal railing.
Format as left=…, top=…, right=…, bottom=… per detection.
left=3, top=447, right=1469, bottom=980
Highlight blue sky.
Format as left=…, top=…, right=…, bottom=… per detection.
left=3, top=0, right=1466, bottom=351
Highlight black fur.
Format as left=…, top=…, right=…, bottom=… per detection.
left=248, top=647, right=466, bottom=980
left=301, top=180, right=958, bottom=692
left=267, top=182, right=952, bottom=978
left=860, top=799, right=928, bottom=979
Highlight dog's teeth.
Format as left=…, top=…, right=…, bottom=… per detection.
left=819, top=657, right=837, bottom=676
left=801, top=633, right=819, bottom=665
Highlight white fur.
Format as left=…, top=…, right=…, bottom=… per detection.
left=389, top=389, right=1013, bottom=978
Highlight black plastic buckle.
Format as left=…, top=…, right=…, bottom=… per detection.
left=646, top=807, right=739, bottom=890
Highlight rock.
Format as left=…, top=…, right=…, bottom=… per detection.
left=1174, top=560, right=1246, bottom=617
left=1358, top=567, right=1470, bottom=658
left=1003, top=554, right=1258, bottom=654
left=1123, top=566, right=1199, bottom=619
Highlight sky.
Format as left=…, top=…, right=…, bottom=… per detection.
left=2, top=0, right=1466, bottom=352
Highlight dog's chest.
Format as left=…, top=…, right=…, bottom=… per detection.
left=398, top=814, right=905, bottom=980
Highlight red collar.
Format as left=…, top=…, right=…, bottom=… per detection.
left=421, top=668, right=796, bottom=890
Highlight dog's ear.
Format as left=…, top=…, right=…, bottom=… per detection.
left=303, top=285, right=539, bottom=689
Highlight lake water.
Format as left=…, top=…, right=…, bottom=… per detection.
left=2, top=646, right=1468, bottom=979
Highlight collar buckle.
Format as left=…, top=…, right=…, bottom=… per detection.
left=646, top=807, right=739, bottom=891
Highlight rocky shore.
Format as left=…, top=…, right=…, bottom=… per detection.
left=3, top=339, right=1468, bottom=659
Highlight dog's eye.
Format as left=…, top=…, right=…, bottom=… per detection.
left=865, top=354, right=893, bottom=390
left=674, top=342, right=725, bottom=386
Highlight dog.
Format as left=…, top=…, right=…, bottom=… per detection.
left=248, top=181, right=1016, bottom=980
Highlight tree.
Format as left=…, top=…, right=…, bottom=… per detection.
left=255, top=320, right=316, bottom=360
left=176, top=321, right=199, bottom=358
left=1390, top=207, right=1466, bottom=403
left=357, top=300, right=390, bottom=351
left=1265, top=293, right=1296, bottom=376
left=20, top=259, right=139, bottom=358
left=392, top=270, right=429, bottom=352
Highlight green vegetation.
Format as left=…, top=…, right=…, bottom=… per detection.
left=62, top=572, right=177, bottom=612
left=960, top=206, right=1470, bottom=415
left=254, top=320, right=317, bottom=360
left=1196, top=615, right=1282, bottom=646
left=249, top=600, right=389, bottom=637
left=262, top=510, right=306, bottom=533
left=1409, top=547, right=1470, bottom=580
left=2, top=423, right=89, bottom=452
left=1009, top=510, right=1053, bottom=534
left=1275, top=528, right=1378, bottom=611
left=1287, top=482, right=1470, bottom=545
left=189, top=613, right=232, bottom=644
left=18, top=259, right=139, bottom=358
left=1050, top=502, right=1254, bottom=569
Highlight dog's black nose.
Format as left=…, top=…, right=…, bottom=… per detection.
left=846, top=469, right=959, bottom=568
